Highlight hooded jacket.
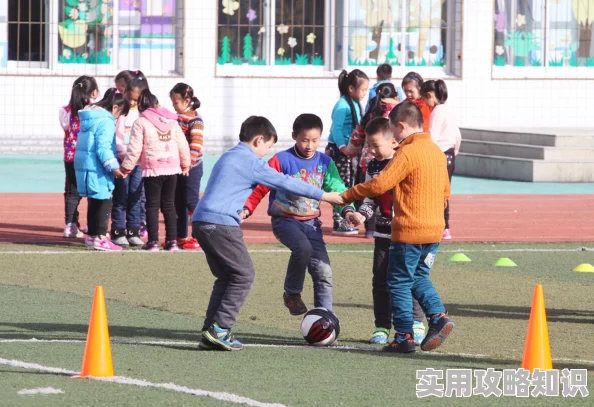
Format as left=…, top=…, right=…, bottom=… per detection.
left=121, top=107, right=191, bottom=177
left=73, top=106, right=119, bottom=200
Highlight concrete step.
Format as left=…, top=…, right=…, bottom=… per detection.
left=456, top=153, right=594, bottom=182
left=460, top=139, right=594, bottom=161
left=461, top=128, right=594, bottom=147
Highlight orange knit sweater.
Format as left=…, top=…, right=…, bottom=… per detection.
left=342, top=133, right=450, bottom=244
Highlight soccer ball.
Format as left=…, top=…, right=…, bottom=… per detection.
left=300, top=307, right=340, bottom=346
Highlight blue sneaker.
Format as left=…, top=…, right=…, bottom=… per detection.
left=413, top=320, right=426, bottom=346
left=370, top=328, right=389, bottom=344
left=203, top=323, right=243, bottom=351
left=421, top=312, right=455, bottom=352
left=382, top=332, right=416, bottom=353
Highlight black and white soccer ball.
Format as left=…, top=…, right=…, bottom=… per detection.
left=300, top=307, right=340, bottom=346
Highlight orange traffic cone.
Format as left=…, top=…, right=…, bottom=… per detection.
left=73, top=286, right=114, bottom=378
left=520, top=284, right=553, bottom=373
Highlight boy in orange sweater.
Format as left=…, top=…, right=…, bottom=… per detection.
left=338, top=101, right=454, bottom=353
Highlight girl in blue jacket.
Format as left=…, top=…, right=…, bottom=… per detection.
left=74, top=88, right=128, bottom=251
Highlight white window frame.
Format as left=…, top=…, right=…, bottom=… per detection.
left=4, top=0, right=50, bottom=69
left=0, top=0, right=183, bottom=77
left=216, top=0, right=463, bottom=79
left=492, top=0, right=594, bottom=79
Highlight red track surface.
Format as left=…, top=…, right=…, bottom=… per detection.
left=1, top=193, right=594, bottom=245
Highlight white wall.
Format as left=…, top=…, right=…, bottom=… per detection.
left=1, top=0, right=593, bottom=155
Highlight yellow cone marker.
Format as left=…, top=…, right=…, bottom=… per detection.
left=573, top=263, right=594, bottom=273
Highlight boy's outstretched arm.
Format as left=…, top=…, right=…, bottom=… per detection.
left=322, top=160, right=356, bottom=218
left=341, top=151, right=411, bottom=204
left=251, top=159, right=324, bottom=202
left=243, top=156, right=281, bottom=217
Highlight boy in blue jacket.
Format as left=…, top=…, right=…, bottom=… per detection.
left=243, top=114, right=364, bottom=316
left=192, top=116, right=342, bottom=351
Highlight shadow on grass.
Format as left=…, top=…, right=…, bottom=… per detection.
left=334, top=303, right=594, bottom=324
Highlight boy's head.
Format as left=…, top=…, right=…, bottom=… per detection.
left=292, top=113, right=323, bottom=158
left=388, top=101, right=424, bottom=142
left=239, top=116, right=278, bottom=157
left=365, top=117, right=397, bottom=161
left=376, top=63, right=392, bottom=81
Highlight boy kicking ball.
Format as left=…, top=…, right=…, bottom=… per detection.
left=331, top=101, right=454, bottom=353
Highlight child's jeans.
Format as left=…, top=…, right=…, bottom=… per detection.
left=87, top=198, right=112, bottom=237
left=111, top=165, right=142, bottom=232
left=373, top=237, right=425, bottom=330
left=271, top=217, right=333, bottom=310
left=444, top=148, right=456, bottom=229
left=143, top=175, right=177, bottom=242
left=388, top=242, right=446, bottom=334
left=175, top=162, right=203, bottom=239
left=193, top=221, right=255, bottom=330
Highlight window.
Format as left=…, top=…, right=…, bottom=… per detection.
left=1, top=0, right=183, bottom=75
left=217, top=0, right=326, bottom=72
left=493, top=0, right=594, bottom=77
left=216, top=0, right=461, bottom=77
left=6, top=0, right=48, bottom=67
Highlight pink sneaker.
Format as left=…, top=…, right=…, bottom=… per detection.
left=442, top=229, right=452, bottom=240
left=84, top=236, right=96, bottom=248
left=94, top=238, right=123, bottom=252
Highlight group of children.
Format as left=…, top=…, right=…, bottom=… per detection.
left=60, top=70, right=204, bottom=252
left=193, top=64, right=460, bottom=353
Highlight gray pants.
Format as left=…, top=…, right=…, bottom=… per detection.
left=193, top=222, right=255, bottom=330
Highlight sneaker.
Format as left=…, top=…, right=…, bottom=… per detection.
left=442, top=229, right=452, bottom=240
left=370, top=327, right=389, bottom=344
left=413, top=320, right=426, bottom=346
left=84, top=236, right=96, bottom=248
left=126, top=228, right=144, bottom=246
left=111, top=229, right=129, bottom=247
left=420, top=312, right=455, bottom=352
left=142, top=241, right=160, bottom=252
left=179, top=237, right=201, bottom=250
left=383, top=332, right=416, bottom=353
left=163, top=240, right=180, bottom=252
left=94, top=237, right=123, bottom=252
left=63, top=223, right=84, bottom=238
left=202, top=323, right=243, bottom=351
left=139, top=223, right=148, bottom=239
left=332, top=219, right=359, bottom=236
left=283, top=293, right=308, bottom=316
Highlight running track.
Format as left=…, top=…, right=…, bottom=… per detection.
left=1, top=193, right=593, bottom=244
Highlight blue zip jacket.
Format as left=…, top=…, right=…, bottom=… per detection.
left=192, top=142, right=325, bottom=226
left=74, top=107, right=120, bottom=200
left=328, top=96, right=362, bottom=148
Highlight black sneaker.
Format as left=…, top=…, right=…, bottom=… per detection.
left=382, top=332, right=416, bottom=353
left=111, top=228, right=129, bottom=247
left=163, top=240, right=180, bottom=252
left=332, top=219, right=359, bottom=236
left=283, top=293, right=308, bottom=315
left=142, top=240, right=160, bottom=252
left=421, top=312, right=455, bottom=352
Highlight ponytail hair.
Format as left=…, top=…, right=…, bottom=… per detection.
left=338, top=69, right=369, bottom=127
left=137, top=89, right=159, bottom=113
left=92, top=88, right=129, bottom=116
left=420, top=79, right=448, bottom=104
left=68, top=75, right=99, bottom=118
left=170, top=82, right=201, bottom=111
left=115, top=70, right=147, bottom=87
left=360, top=82, right=398, bottom=133
left=125, top=74, right=150, bottom=94
left=401, top=71, right=424, bottom=89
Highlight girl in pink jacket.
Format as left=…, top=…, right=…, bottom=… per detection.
left=121, top=89, right=191, bottom=252
left=421, top=79, right=462, bottom=241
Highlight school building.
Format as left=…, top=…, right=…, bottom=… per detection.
left=0, top=1, right=593, bottom=181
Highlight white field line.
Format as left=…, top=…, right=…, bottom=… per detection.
left=1, top=338, right=593, bottom=366
left=0, top=247, right=592, bottom=255
left=0, top=356, right=287, bottom=407
left=18, top=387, right=64, bottom=395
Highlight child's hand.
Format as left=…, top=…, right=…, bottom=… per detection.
left=345, top=212, right=365, bottom=227
left=113, top=168, right=125, bottom=179
left=322, top=192, right=345, bottom=206
left=240, top=209, right=250, bottom=220
left=342, top=144, right=360, bottom=158
left=181, top=167, right=190, bottom=176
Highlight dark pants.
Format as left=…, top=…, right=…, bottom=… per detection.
left=87, top=198, right=112, bottom=237
left=193, top=222, right=255, bottom=330
left=143, top=175, right=177, bottom=242
left=388, top=242, right=446, bottom=334
left=373, top=238, right=425, bottom=330
left=64, top=161, right=82, bottom=225
left=271, top=217, right=333, bottom=310
left=175, top=162, right=203, bottom=239
left=325, top=143, right=356, bottom=224
left=111, top=165, right=142, bottom=232
left=444, top=148, right=456, bottom=229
